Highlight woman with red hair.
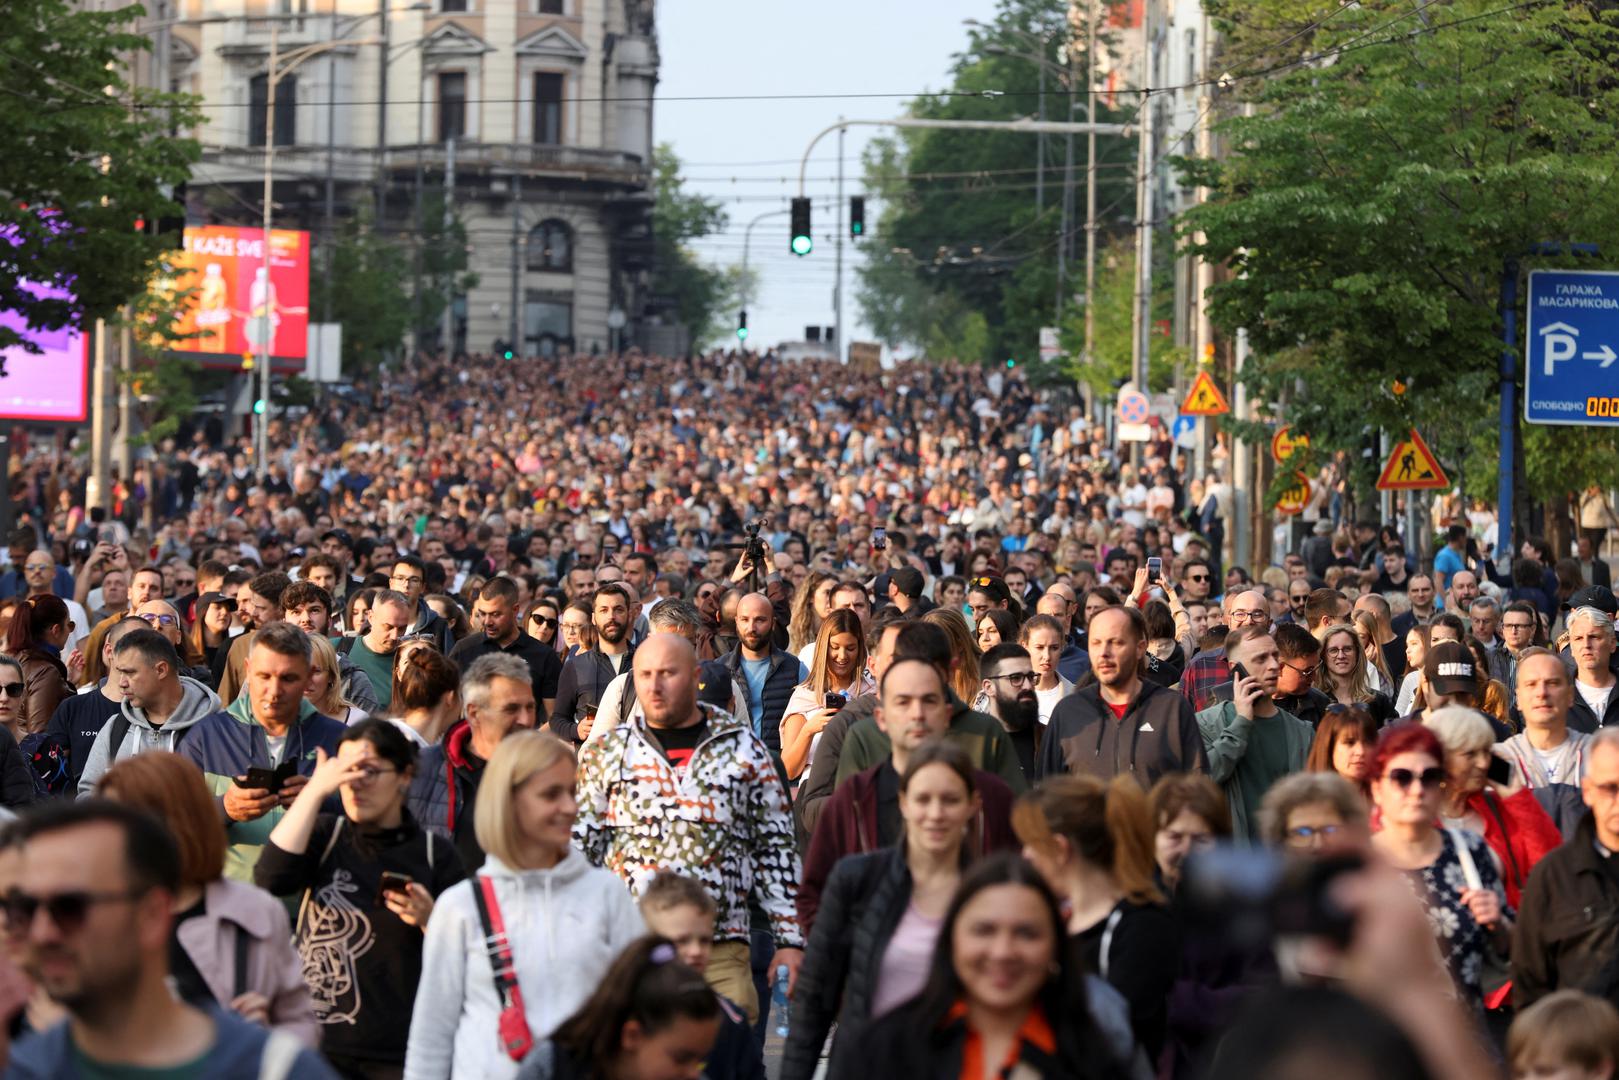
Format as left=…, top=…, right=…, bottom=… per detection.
left=1369, top=722, right=1512, bottom=1016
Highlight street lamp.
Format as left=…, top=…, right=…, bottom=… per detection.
left=254, top=25, right=382, bottom=482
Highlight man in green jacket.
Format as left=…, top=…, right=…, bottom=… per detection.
left=1195, top=625, right=1313, bottom=841
left=833, top=621, right=1027, bottom=795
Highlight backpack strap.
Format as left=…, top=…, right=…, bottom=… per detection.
left=295, top=818, right=346, bottom=938
left=104, top=714, right=132, bottom=766
left=426, top=828, right=436, bottom=872
left=233, top=921, right=251, bottom=1000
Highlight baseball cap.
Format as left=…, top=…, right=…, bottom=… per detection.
left=697, top=660, right=733, bottom=710
left=1423, top=641, right=1477, bottom=697
left=320, top=528, right=355, bottom=550
left=890, top=567, right=924, bottom=600
left=1563, top=585, right=1618, bottom=615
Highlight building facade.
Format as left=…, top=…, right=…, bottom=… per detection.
left=156, top=0, right=657, bottom=361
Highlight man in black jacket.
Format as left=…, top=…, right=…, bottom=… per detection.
left=388, top=555, right=452, bottom=654
left=977, top=642, right=1041, bottom=781
left=1513, top=727, right=1619, bottom=1009
left=1040, top=606, right=1208, bottom=786
left=550, top=583, right=636, bottom=743
left=451, top=577, right=561, bottom=721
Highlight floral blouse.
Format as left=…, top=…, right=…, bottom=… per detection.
left=1398, top=827, right=1512, bottom=1012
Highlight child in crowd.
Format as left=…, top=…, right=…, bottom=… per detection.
left=638, top=873, right=766, bottom=1080
left=1508, top=990, right=1619, bottom=1080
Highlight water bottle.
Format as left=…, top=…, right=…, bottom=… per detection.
left=772, top=963, right=791, bottom=1037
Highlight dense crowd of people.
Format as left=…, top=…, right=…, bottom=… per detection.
left=0, top=349, right=1612, bottom=1078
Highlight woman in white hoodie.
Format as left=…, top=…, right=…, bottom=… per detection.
left=404, top=730, right=645, bottom=1080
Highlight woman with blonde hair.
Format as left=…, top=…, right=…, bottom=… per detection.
left=404, top=731, right=644, bottom=1080
left=787, top=570, right=836, bottom=655
left=780, top=609, right=872, bottom=780
left=921, top=606, right=980, bottom=702
left=1014, top=774, right=1180, bottom=1060
left=305, top=634, right=366, bottom=724
left=98, top=751, right=315, bottom=1042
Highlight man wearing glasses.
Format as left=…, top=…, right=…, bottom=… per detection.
left=388, top=556, right=452, bottom=655
left=977, top=643, right=1043, bottom=782
left=1210, top=623, right=1332, bottom=730
left=1178, top=558, right=1216, bottom=605
left=1181, top=589, right=1271, bottom=711
left=1, top=801, right=336, bottom=1078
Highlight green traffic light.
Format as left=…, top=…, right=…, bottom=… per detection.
left=503, top=350, right=515, bottom=360
left=791, top=234, right=813, bottom=256
left=253, top=399, right=266, bottom=415
left=851, top=222, right=863, bottom=236
left=1005, top=358, right=1016, bottom=369
left=736, top=327, right=749, bottom=340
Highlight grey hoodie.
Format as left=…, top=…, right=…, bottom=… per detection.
left=76, top=676, right=222, bottom=796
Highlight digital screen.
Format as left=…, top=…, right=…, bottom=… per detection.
left=167, top=225, right=310, bottom=365
left=0, top=280, right=90, bottom=423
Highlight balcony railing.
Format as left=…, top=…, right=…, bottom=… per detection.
left=199, top=142, right=648, bottom=187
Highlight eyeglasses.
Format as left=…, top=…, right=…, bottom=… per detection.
left=137, top=613, right=178, bottom=628
left=1383, top=767, right=1445, bottom=790
left=3, top=888, right=142, bottom=935
left=1283, top=660, right=1319, bottom=678
left=1502, top=621, right=1536, bottom=631
left=1229, top=611, right=1269, bottom=625
left=1286, top=824, right=1343, bottom=845
left=391, top=574, right=424, bottom=586
left=23, top=564, right=52, bottom=572
left=0, top=683, right=22, bottom=699
left=348, top=764, right=397, bottom=785
left=988, top=672, right=1037, bottom=686
left=1325, top=645, right=1357, bottom=658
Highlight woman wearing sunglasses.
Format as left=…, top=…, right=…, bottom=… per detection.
left=525, top=600, right=561, bottom=651
left=1368, top=722, right=1512, bottom=1016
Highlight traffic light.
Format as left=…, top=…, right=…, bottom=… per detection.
left=504, top=347, right=515, bottom=361
left=252, top=399, right=266, bottom=415
left=850, top=196, right=865, bottom=238
left=736, top=310, right=748, bottom=341
left=1005, top=358, right=1016, bottom=369
left=790, top=197, right=812, bottom=256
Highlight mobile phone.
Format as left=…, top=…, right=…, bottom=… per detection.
left=235, top=760, right=297, bottom=793
left=1230, top=662, right=1250, bottom=683
left=1487, top=754, right=1513, bottom=786
left=378, top=872, right=414, bottom=904
left=872, top=528, right=887, bottom=550
left=1146, top=556, right=1162, bottom=582
left=823, top=691, right=847, bottom=711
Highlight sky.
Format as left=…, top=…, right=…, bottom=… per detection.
left=655, top=0, right=997, bottom=353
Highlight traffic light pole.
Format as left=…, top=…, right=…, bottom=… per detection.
left=741, top=208, right=792, bottom=337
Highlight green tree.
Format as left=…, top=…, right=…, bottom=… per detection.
left=651, top=143, right=734, bottom=349
left=1058, top=235, right=1180, bottom=395
left=417, top=194, right=479, bottom=355
left=0, top=0, right=202, bottom=364
left=1180, top=1, right=1619, bottom=519
left=327, top=212, right=412, bottom=374
left=855, top=0, right=1135, bottom=363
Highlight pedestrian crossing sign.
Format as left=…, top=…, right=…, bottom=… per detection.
left=1181, top=371, right=1230, bottom=416
left=1376, top=428, right=1449, bottom=491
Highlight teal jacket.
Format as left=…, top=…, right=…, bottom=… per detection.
left=1194, top=700, right=1313, bottom=842
left=178, top=697, right=347, bottom=882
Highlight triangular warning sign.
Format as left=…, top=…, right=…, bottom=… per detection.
left=1376, top=428, right=1450, bottom=492
left=1181, top=371, right=1230, bottom=416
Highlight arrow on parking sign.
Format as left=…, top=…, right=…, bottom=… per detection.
left=1586, top=344, right=1617, bottom=368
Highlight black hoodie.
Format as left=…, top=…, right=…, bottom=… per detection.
left=1039, top=680, right=1208, bottom=786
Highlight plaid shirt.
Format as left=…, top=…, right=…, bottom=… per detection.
left=1180, top=649, right=1231, bottom=711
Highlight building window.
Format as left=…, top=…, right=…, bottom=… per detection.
left=525, top=296, right=572, bottom=357
left=537, top=0, right=563, bottom=12
left=441, top=0, right=468, bottom=11
left=527, top=220, right=572, bottom=272
left=437, top=72, right=466, bottom=143
left=533, top=72, right=563, bottom=144
left=248, top=74, right=296, bottom=147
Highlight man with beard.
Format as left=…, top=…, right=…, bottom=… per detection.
left=450, top=576, right=562, bottom=721
left=1040, top=606, right=1207, bottom=787
left=797, top=659, right=1018, bottom=933
left=977, top=642, right=1042, bottom=781
left=722, top=592, right=806, bottom=757
left=550, top=583, right=636, bottom=743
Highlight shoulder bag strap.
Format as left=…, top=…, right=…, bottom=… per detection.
left=296, top=818, right=347, bottom=938
left=1098, top=906, right=1125, bottom=981
left=257, top=1028, right=302, bottom=1080
left=1446, top=826, right=1484, bottom=892
left=234, top=921, right=251, bottom=1000
left=472, top=875, right=534, bottom=1061
left=1478, top=794, right=1525, bottom=892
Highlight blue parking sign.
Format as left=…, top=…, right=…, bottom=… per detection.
left=1524, top=269, right=1619, bottom=425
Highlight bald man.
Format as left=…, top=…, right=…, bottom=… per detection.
left=1181, top=589, right=1272, bottom=711
left=575, top=632, right=805, bottom=1025
left=721, top=592, right=806, bottom=757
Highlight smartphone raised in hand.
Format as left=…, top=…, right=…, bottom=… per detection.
left=378, top=872, right=414, bottom=906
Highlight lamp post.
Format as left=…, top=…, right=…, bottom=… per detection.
left=255, top=26, right=381, bottom=482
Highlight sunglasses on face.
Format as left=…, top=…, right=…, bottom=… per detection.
left=0, top=683, right=21, bottom=699
left=1186, top=574, right=1211, bottom=583
left=1383, top=767, right=1445, bottom=790
left=4, top=888, right=141, bottom=935
left=530, top=615, right=559, bottom=628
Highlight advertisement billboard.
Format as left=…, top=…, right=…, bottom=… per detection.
left=0, top=281, right=90, bottom=423
left=168, top=226, right=309, bottom=367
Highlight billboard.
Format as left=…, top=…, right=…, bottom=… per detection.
left=168, top=226, right=309, bottom=366
left=0, top=281, right=90, bottom=423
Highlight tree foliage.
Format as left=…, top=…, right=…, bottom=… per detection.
left=1180, top=0, right=1619, bottom=514
left=327, top=211, right=413, bottom=375
left=651, top=143, right=734, bottom=350
left=855, top=0, right=1135, bottom=363
left=0, top=0, right=202, bottom=361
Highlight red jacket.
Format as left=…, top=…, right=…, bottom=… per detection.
left=797, top=760, right=1018, bottom=935
left=1471, top=786, right=1562, bottom=909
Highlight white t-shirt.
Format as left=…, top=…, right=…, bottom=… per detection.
left=1577, top=678, right=1616, bottom=722
left=1035, top=678, right=1073, bottom=726
left=265, top=734, right=288, bottom=766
